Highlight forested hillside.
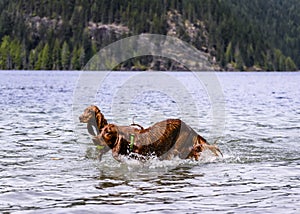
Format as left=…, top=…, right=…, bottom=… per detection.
left=0, top=0, right=299, bottom=71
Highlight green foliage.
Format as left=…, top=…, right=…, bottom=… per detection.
left=52, top=39, right=62, bottom=70
left=61, top=41, right=70, bottom=70
left=0, top=0, right=299, bottom=71
left=225, top=42, right=233, bottom=65
left=234, top=46, right=244, bottom=71
left=41, top=43, right=51, bottom=70
left=0, top=36, right=11, bottom=69
left=29, top=49, right=37, bottom=70
left=285, top=57, right=297, bottom=71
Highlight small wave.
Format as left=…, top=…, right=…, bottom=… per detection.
left=93, top=150, right=225, bottom=176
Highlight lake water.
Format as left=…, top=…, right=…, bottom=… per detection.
left=0, top=70, right=299, bottom=213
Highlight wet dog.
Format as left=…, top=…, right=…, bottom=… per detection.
left=79, top=105, right=222, bottom=162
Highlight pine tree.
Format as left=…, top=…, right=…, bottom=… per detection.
left=285, top=57, right=297, bottom=71
left=79, top=46, right=85, bottom=68
left=29, top=49, right=37, bottom=70
left=52, top=39, right=61, bottom=70
left=10, top=39, right=22, bottom=69
left=225, top=42, right=232, bottom=65
left=234, top=45, right=244, bottom=70
left=35, top=50, right=43, bottom=70
left=0, top=36, right=11, bottom=69
left=82, top=29, right=92, bottom=63
left=61, top=41, right=70, bottom=70
left=274, top=49, right=285, bottom=71
left=41, top=43, right=51, bottom=70
left=21, top=40, right=27, bottom=69
left=71, top=46, right=80, bottom=70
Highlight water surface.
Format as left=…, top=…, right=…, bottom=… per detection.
left=0, top=71, right=299, bottom=213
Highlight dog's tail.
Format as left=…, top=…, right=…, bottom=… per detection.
left=130, top=116, right=144, bottom=130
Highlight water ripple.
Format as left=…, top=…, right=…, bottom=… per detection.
left=0, top=71, right=300, bottom=213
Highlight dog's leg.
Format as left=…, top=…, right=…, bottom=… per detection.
left=111, top=136, right=124, bottom=162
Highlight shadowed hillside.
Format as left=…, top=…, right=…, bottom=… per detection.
left=0, top=0, right=299, bottom=71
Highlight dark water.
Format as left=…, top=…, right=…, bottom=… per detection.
left=0, top=71, right=299, bottom=213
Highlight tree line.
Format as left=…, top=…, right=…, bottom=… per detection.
left=0, top=0, right=299, bottom=71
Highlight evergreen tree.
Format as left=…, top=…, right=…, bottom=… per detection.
left=274, top=49, right=285, bottom=71
left=10, top=39, right=22, bottom=69
left=41, top=43, right=51, bottom=70
left=0, top=36, right=11, bottom=69
left=285, top=57, right=297, bottom=71
left=29, top=49, right=37, bottom=70
left=225, top=42, right=232, bottom=65
left=52, top=39, right=61, bottom=70
left=61, top=41, right=70, bottom=70
left=234, top=45, right=244, bottom=71
left=79, top=46, right=86, bottom=68
left=71, top=46, right=80, bottom=70
left=82, top=29, right=92, bottom=63
left=35, top=50, right=43, bottom=70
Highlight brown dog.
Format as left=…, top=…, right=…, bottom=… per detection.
left=80, top=105, right=222, bottom=162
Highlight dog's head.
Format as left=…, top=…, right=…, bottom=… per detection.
left=79, top=105, right=100, bottom=123
left=80, top=105, right=108, bottom=136
left=100, top=124, right=119, bottom=148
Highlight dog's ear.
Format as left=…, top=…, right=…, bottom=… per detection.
left=91, top=106, right=108, bottom=132
left=97, top=112, right=108, bottom=131
left=90, top=105, right=99, bottom=113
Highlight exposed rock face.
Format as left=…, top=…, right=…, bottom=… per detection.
left=117, top=10, right=215, bottom=71
left=26, top=16, right=63, bottom=31
left=25, top=10, right=217, bottom=71
left=167, top=10, right=210, bottom=53
left=140, top=10, right=216, bottom=71
left=88, top=22, right=130, bottom=42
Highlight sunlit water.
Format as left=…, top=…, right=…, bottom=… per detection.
left=0, top=71, right=299, bottom=213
